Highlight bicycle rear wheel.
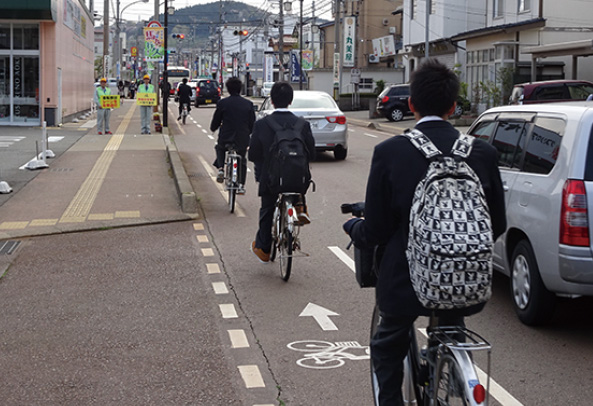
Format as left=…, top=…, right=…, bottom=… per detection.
left=279, top=229, right=292, bottom=281
left=182, top=112, right=187, bottom=124
left=228, top=186, right=236, bottom=213
left=434, top=353, right=469, bottom=406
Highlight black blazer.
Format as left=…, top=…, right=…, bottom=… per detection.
left=177, top=83, right=192, bottom=104
left=210, top=94, right=255, bottom=152
left=248, top=111, right=315, bottom=196
left=347, top=120, right=507, bottom=318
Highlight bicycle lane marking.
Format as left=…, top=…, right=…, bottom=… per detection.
left=196, top=154, right=246, bottom=217
left=329, top=245, right=525, bottom=406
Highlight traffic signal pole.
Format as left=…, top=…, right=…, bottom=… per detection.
left=163, top=0, right=169, bottom=127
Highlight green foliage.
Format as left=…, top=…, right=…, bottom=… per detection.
left=375, top=79, right=385, bottom=95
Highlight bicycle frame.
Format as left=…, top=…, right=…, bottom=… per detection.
left=224, top=149, right=241, bottom=190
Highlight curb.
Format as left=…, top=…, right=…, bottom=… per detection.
left=162, top=128, right=199, bottom=214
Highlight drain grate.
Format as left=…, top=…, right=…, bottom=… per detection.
left=49, top=168, right=73, bottom=172
left=0, top=240, right=21, bottom=255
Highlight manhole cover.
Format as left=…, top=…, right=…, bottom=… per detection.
left=0, top=240, right=21, bottom=255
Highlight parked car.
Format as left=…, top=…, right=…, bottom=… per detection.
left=376, top=84, right=412, bottom=122
left=257, top=90, right=348, bottom=160
left=467, top=102, right=593, bottom=325
left=509, top=80, right=593, bottom=105
left=195, top=79, right=221, bottom=107
left=261, top=81, right=274, bottom=98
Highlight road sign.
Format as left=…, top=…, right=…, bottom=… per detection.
left=351, top=68, right=361, bottom=84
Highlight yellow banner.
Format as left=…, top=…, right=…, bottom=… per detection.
left=137, top=93, right=157, bottom=106
left=100, top=95, right=120, bottom=109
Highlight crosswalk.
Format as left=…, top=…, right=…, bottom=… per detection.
left=0, top=136, right=25, bottom=148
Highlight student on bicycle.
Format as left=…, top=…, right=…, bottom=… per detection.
left=248, top=82, right=315, bottom=263
left=177, top=78, right=192, bottom=120
left=343, top=59, right=507, bottom=406
left=210, top=77, right=255, bottom=192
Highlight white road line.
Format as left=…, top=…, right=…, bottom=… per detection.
left=219, top=303, right=238, bottom=318
left=206, top=263, right=221, bottom=274
left=196, top=235, right=209, bottom=243
left=238, top=365, right=266, bottom=388
left=328, top=246, right=355, bottom=272
left=81, top=119, right=97, bottom=128
left=202, top=129, right=208, bottom=133
left=193, top=222, right=205, bottom=230
left=212, top=281, right=229, bottom=295
left=197, top=154, right=247, bottom=217
left=207, top=134, right=215, bottom=140
left=348, top=128, right=355, bottom=132
left=197, top=124, right=202, bottom=128
left=201, top=248, right=214, bottom=256
left=364, top=132, right=378, bottom=138
left=228, top=329, right=250, bottom=348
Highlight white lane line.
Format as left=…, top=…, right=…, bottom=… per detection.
left=197, top=154, right=247, bottom=217
left=206, top=263, right=221, bottom=274
left=328, top=246, right=355, bottom=272
left=219, top=303, right=238, bottom=318
left=201, top=248, right=215, bottom=256
left=364, top=132, right=378, bottom=138
left=348, top=128, right=355, bottom=132
left=196, top=235, right=209, bottom=243
left=212, top=281, right=229, bottom=295
left=197, top=124, right=202, bottom=128
left=228, top=329, right=250, bottom=348
left=207, top=134, right=215, bottom=140
left=238, top=365, right=266, bottom=388
left=193, top=222, right=204, bottom=230
left=202, top=129, right=208, bottom=134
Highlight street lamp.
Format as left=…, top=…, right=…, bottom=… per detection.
left=115, top=0, right=149, bottom=80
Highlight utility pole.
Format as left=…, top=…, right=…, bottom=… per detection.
left=103, top=0, right=109, bottom=77
left=152, top=0, right=159, bottom=106
left=278, top=0, right=284, bottom=81
left=425, top=0, right=430, bottom=59
left=299, top=0, right=303, bottom=89
left=163, top=0, right=169, bottom=127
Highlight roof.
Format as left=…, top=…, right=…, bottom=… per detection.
left=522, top=39, right=593, bottom=58
left=451, top=18, right=546, bottom=42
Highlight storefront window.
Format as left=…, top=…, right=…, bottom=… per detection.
left=0, top=24, right=9, bottom=50
left=13, top=57, right=39, bottom=121
left=13, top=25, right=39, bottom=50
left=0, top=56, right=9, bottom=121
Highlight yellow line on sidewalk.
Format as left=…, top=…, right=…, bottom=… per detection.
left=60, top=104, right=137, bottom=223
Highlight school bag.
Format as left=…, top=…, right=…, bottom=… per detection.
left=266, top=115, right=312, bottom=194
left=403, top=129, right=494, bottom=310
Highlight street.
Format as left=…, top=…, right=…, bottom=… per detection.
left=0, top=101, right=592, bottom=405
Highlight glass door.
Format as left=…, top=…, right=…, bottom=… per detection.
left=0, top=56, right=9, bottom=122
left=13, top=56, right=40, bottom=123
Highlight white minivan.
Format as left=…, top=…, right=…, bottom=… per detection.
left=468, top=102, right=593, bottom=325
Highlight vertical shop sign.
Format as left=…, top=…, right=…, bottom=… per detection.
left=264, top=54, right=274, bottom=83
left=144, top=22, right=164, bottom=62
left=343, top=16, right=356, bottom=68
left=333, top=53, right=340, bottom=87
left=290, top=51, right=301, bottom=83
left=302, top=50, right=313, bottom=71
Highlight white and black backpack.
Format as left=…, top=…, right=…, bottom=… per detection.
left=404, top=129, right=494, bottom=310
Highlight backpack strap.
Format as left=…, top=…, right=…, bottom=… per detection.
left=403, top=128, right=442, bottom=159
left=267, top=114, right=306, bottom=135
left=451, top=133, right=475, bottom=159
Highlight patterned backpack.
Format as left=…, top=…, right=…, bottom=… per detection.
left=404, top=129, right=494, bottom=310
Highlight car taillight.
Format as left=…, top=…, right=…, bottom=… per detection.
left=195, top=88, right=200, bottom=95
left=326, top=116, right=346, bottom=125
left=381, top=96, right=389, bottom=103
left=218, top=87, right=221, bottom=96
left=560, top=179, right=590, bottom=246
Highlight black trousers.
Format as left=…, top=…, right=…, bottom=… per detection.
left=254, top=194, right=307, bottom=254
left=214, top=145, right=247, bottom=185
left=371, top=313, right=464, bottom=406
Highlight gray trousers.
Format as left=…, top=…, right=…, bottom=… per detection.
left=140, top=106, right=152, bottom=134
left=97, top=108, right=111, bottom=132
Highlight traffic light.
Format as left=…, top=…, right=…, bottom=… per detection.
left=233, top=30, right=248, bottom=36
left=171, top=33, right=185, bottom=39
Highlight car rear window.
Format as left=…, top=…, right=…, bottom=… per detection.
left=291, top=94, right=338, bottom=109
left=584, top=125, right=593, bottom=181
left=199, top=81, right=217, bottom=90
left=533, top=85, right=569, bottom=101
left=567, top=83, right=593, bottom=100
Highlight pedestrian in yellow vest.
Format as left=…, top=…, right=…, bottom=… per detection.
left=94, top=78, right=113, bottom=135
left=138, top=75, right=155, bottom=134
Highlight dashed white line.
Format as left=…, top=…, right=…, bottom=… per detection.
left=196, top=235, right=209, bottom=243
left=212, top=281, right=229, bottom=295
left=364, top=132, right=378, bottom=138
left=193, top=223, right=205, bottom=230
left=228, top=329, right=250, bottom=348
left=238, top=365, right=266, bottom=388
left=328, top=246, right=355, bottom=272
left=201, top=248, right=215, bottom=256
left=202, top=129, right=208, bottom=134
left=207, top=134, right=215, bottom=140
left=219, top=303, right=238, bottom=318
left=206, top=263, right=221, bottom=274
left=197, top=154, right=246, bottom=217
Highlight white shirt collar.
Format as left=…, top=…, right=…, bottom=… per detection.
left=274, top=108, right=290, bottom=112
left=416, top=115, right=445, bottom=125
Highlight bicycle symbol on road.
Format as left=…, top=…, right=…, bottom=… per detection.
left=287, top=340, right=370, bottom=369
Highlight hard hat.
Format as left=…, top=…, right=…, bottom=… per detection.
left=143, top=74, right=150, bottom=79
left=100, top=77, right=107, bottom=82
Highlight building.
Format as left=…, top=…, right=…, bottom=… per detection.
left=0, top=0, right=95, bottom=126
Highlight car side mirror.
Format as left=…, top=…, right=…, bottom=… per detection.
left=253, top=105, right=259, bottom=112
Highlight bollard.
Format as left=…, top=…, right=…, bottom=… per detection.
left=40, top=121, right=55, bottom=160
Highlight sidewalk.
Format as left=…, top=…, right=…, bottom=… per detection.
left=0, top=100, right=195, bottom=245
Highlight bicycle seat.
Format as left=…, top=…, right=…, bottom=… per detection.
left=224, top=143, right=237, bottom=151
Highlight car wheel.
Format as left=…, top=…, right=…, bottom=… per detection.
left=510, top=240, right=556, bottom=326
left=388, top=108, right=404, bottom=122
left=334, top=146, right=348, bottom=160
left=453, top=104, right=463, bottom=117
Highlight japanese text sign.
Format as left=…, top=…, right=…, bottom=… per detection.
left=100, top=95, right=120, bottom=109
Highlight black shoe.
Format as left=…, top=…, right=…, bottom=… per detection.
left=177, top=116, right=181, bottom=120
left=216, top=169, right=224, bottom=183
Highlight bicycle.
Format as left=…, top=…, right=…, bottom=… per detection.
left=370, top=308, right=491, bottom=406
left=270, top=192, right=307, bottom=281
left=181, top=103, right=189, bottom=124
left=222, top=145, right=243, bottom=213
left=287, top=340, right=370, bottom=369
left=342, top=202, right=492, bottom=406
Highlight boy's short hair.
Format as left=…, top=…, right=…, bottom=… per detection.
left=226, top=77, right=242, bottom=95
left=271, top=82, right=293, bottom=108
left=410, top=59, right=459, bottom=117
left=182, top=78, right=188, bottom=84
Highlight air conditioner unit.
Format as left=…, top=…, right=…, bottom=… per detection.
left=369, top=54, right=380, bottom=64
left=389, top=26, right=396, bottom=34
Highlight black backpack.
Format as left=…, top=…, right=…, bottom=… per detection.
left=266, top=116, right=312, bottom=194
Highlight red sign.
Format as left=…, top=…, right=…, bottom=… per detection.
left=131, top=46, right=137, bottom=57
left=147, top=20, right=162, bottom=28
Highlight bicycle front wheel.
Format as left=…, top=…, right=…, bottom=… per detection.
left=434, top=353, right=469, bottom=406
left=279, top=229, right=292, bottom=281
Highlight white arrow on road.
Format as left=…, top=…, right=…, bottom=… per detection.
left=299, top=303, right=340, bottom=331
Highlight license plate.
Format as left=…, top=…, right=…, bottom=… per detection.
left=205, top=99, right=212, bottom=104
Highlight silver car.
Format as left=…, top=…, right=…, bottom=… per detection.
left=468, top=102, right=593, bottom=326
left=257, top=90, right=348, bottom=160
